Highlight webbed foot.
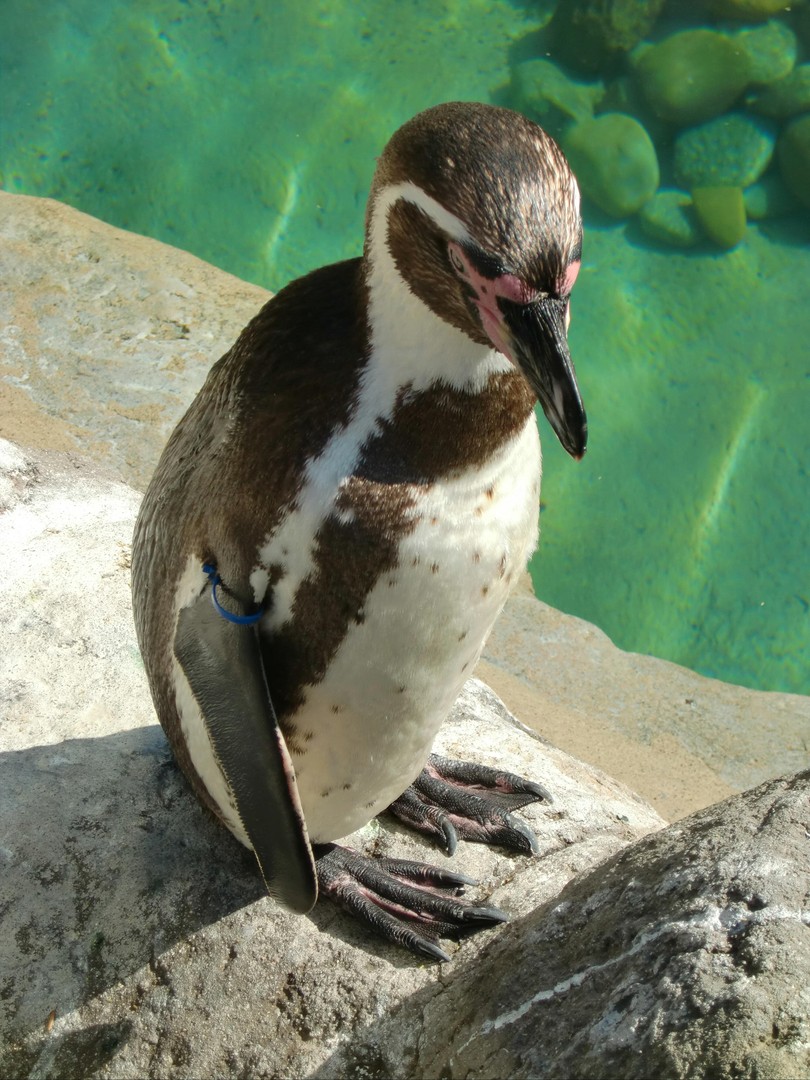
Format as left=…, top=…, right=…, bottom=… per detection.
left=388, top=753, right=551, bottom=856
left=315, top=843, right=508, bottom=962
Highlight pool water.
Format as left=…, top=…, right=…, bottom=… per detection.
left=2, top=0, right=808, bottom=695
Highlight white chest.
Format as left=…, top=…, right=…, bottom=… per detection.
left=285, top=415, right=541, bottom=841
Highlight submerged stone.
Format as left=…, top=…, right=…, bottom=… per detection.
left=562, top=113, right=659, bottom=218
left=777, top=114, right=810, bottom=208
left=512, top=59, right=603, bottom=135
left=799, top=7, right=810, bottom=54
left=692, top=186, right=747, bottom=248
left=711, top=0, right=799, bottom=18
left=546, top=0, right=667, bottom=74
left=744, top=173, right=799, bottom=219
left=634, top=30, right=749, bottom=125
left=638, top=189, right=701, bottom=247
left=750, top=64, right=810, bottom=118
left=734, top=20, right=797, bottom=85
left=674, top=113, right=776, bottom=190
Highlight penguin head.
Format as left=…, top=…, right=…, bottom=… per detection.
left=365, top=101, right=587, bottom=460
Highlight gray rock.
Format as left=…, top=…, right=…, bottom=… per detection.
left=0, top=439, right=665, bottom=1079
left=638, top=188, right=702, bottom=247
left=2, top=189, right=809, bottom=1077
left=323, top=770, right=810, bottom=1080
left=674, top=112, right=777, bottom=191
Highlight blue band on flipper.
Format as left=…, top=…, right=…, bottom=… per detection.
left=202, top=562, right=265, bottom=626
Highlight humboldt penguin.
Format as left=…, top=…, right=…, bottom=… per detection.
left=132, top=101, right=586, bottom=962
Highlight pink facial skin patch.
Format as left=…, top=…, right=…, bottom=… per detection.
left=448, top=241, right=531, bottom=360
left=558, top=263, right=579, bottom=330
left=448, top=241, right=579, bottom=356
left=558, top=259, right=580, bottom=297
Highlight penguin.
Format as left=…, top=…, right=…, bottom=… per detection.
left=132, top=101, right=586, bottom=962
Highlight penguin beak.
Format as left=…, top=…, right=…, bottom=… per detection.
left=498, top=296, right=588, bottom=460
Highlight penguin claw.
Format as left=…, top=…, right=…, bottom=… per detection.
left=428, top=754, right=553, bottom=807
left=388, top=753, right=549, bottom=856
left=314, top=844, right=508, bottom=962
left=385, top=785, right=460, bottom=855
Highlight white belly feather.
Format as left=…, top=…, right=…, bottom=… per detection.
left=289, top=416, right=541, bottom=840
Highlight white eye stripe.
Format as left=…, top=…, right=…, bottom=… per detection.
left=376, top=181, right=473, bottom=244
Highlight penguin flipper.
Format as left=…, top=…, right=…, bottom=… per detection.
left=174, top=587, right=317, bottom=914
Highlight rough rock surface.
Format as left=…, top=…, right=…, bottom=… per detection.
left=734, top=19, right=798, bottom=85
left=3, top=192, right=809, bottom=1077
left=673, top=112, right=776, bottom=191
left=2, top=437, right=805, bottom=1078
left=322, top=770, right=810, bottom=1080
left=0, top=440, right=665, bottom=1078
left=0, top=191, right=267, bottom=491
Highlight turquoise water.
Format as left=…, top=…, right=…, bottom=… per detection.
left=1, top=0, right=808, bottom=695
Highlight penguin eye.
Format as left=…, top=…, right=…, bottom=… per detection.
left=448, top=245, right=466, bottom=275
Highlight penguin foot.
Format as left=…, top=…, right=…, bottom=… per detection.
left=388, top=753, right=551, bottom=856
left=315, top=843, right=508, bottom=962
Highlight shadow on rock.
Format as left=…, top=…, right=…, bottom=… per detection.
left=0, top=726, right=264, bottom=1066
